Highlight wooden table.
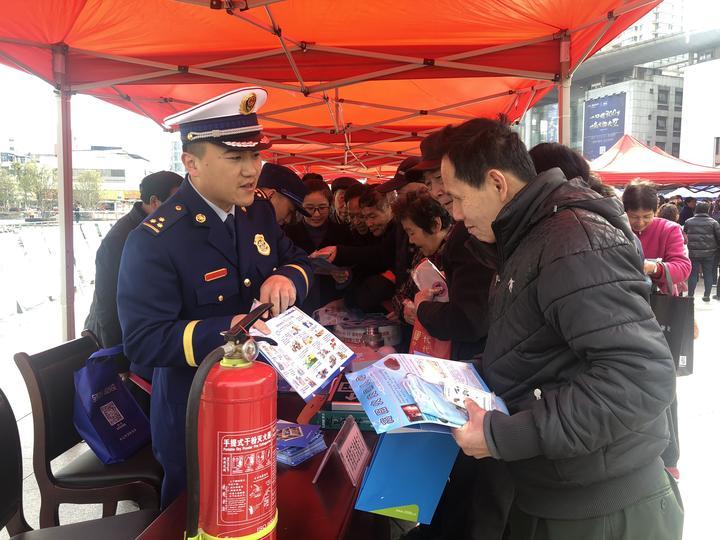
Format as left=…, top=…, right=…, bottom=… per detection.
left=137, top=394, right=388, bottom=540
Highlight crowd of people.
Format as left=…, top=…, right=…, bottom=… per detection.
left=83, top=87, right=690, bottom=539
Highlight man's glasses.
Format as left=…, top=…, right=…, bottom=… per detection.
left=303, top=204, right=330, bottom=214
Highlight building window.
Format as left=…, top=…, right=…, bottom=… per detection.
left=656, top=116, right=667, bottom=136
left=672, top=117, right=682, bottom=136
left=672, top=142, right=680, bottom=157
left=675, top=89, right=683, bottom=111
left=99, top=168, right=125, bottom=182
left=657, top=87, right=669, bottom=110
left=656, top=141, right=666, bottom=151
left=715, top=137, right=720, bottom=167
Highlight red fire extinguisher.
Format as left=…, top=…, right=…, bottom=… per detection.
left=186, top=303, right=279, bottom=540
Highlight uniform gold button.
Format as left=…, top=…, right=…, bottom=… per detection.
left=150, top=218, right=157, bottom=223
left=243, top=278, right=251, bottom=287
left=272, top=267, right=277, bottom=271
left=175, top=205, right=182, bottom=211
left=217, top=295, right=224, bottom=302
left=159, top=217, right=166, bottom=222
left=157, top=223, right=164, bottom=228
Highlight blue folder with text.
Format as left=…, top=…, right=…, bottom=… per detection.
left=355, top=430, right=459, bottom=524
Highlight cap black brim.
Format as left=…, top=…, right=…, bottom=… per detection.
left=409, top=159, right=441, bottom=172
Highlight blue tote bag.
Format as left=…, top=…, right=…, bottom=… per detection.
left=73, top=345, right=151, bottom=464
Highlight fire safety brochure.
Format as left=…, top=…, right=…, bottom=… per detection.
left=345, top=354, right=508, bottom=434
left=251, top=307, right=355, bottom=401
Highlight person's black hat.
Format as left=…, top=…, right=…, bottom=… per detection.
left=331, top=176, right=360, bottom=194
left=257, top=163, right=310, bottom=216
left=139, top=171, right=184, bottom=203
left=376, top=156, right=424, bottom=193
left=410, top=131, right=445, bottom=172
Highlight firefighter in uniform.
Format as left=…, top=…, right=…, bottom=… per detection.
left=117, top=87, right=313, bottom=507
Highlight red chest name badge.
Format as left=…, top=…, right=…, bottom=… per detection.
left=204, top=268, right=228, bottom=282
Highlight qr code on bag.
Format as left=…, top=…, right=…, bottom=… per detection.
left=100, top=401, right=124, bottom=426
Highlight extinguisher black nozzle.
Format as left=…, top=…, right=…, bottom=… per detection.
left=224, top=303, right=274, bottom=343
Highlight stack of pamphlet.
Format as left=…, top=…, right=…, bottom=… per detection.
left=310, top=374, right=374, bottom=431
left=276, top=420, right=327, bottom=467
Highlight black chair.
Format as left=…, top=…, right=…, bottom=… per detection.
left=0, top=387, right=159, bottom=539
left=13, top=334, right=162, bottom=528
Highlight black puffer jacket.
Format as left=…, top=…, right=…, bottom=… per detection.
left=683, top=212, right=720, bottom=260
left=479, top=169, right=676, bottom=520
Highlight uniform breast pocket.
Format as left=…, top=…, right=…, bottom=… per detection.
left=195, top=279, right=240, bottom=306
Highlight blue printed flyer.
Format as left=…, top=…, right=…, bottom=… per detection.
left=346, top=354, right=508, bottom=434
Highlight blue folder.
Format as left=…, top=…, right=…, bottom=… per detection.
left=355, top=430, right=459, bottom=524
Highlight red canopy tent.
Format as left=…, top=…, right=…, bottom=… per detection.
left=591, top=135, right=720, bottom=186
left=0, top=0, right=660, bottom=338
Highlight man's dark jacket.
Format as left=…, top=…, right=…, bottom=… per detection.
left=334, top=219, right=413, bottom=287
left=683, top=212, right=720, bottom=260
left=85, top=201, right=146, bottom=348
left=284, top=219, right=352, bottom=314
left=416, top=223, right=494, bottom=360
left=678, top=204, right=694, bottom=225
left=478, top=169, right=676, bottom=520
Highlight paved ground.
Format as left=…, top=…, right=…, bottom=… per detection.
left=0, top=289, right=717, bottom=539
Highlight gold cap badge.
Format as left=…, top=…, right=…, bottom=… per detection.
left=239, top=92, right=257, bottom=115
left=195, top=213, right=206, bottom=224
left=254, top=233, right=271, bottom=256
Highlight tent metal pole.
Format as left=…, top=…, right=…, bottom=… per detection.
left=69, top=47, right=177, bottom=69
left=71, top=70, right=175, bottom=92
left=558, top=35, right=572, bottom=145
left=110, top=85, right=167, bottom=128
left=0, top=50, right=55, bottom=85
left=433, top=60, right=554, bottom=80
left=568, top=0, right=658, bottom=34
left=519, top=87, right=537, bottom=124
left=442, top=35, right=560, bottom=61
left=307, top=64, right=422, bottom=94
left=53, top=45, right=75, bottom=341
left=194, top=47, right=292, bottom=69
left=187, top=67, right=302, bottom=93
left=265, top=6, right=307, bottom=92
left=261, top=100, right=325, bottom=116
left=337, top=98, right=471, bottom=120
left=571, top=17, right=615, bottom=75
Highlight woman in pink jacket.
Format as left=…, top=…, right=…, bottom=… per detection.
left=622, top=179, right=690, bottom=482
left=622, top=180, right=691, bottom=295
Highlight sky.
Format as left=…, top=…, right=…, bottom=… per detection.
left=0, top=0, right=717, bottom=173
left=0, top=66, right=175, bottom=171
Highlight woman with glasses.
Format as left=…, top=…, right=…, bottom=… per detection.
left=284, top=178, right=352, bottom=313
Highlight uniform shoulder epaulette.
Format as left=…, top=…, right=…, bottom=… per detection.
left=141, top=204, right=187, bottom=236
left=254, top=188, right=269, bottom=200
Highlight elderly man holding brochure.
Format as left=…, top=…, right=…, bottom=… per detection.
left=441, top=118, right=682, bottom=540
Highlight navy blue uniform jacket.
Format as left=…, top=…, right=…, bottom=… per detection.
left=117, top=179, right=312, bottom=505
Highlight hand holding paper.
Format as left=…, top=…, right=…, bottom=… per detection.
left=259, top=274, right=297, bottom=316
left=310, top=246, right=337, bottom=263
left=452, top=399, right=491, bottom=459
left=230, top=313, right=271, bottom=334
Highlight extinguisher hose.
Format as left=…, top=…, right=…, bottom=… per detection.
left=185, top=345, right=226, bottom=539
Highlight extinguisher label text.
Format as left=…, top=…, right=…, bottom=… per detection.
left=218, top=423, right=276, bottom=530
